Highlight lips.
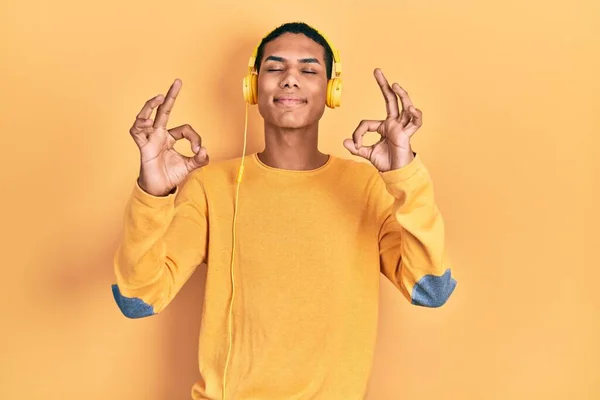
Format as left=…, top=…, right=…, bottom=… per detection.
left=274, top=96, right=307, bottom=105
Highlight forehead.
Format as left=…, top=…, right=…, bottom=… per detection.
left=262, top=33, right=325, bottom=62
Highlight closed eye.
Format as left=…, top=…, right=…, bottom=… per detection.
left=266, top=69, right=317, bottom=74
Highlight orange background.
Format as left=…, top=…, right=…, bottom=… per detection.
left=1, top=0, right=598, bottom=399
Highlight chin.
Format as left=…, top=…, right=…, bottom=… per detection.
left=275, top=115, right=311, bottom=129
left=260, top=110, right=309, bottom=129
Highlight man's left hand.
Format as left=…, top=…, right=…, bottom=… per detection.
left=343, top=68, right=423, bottom=172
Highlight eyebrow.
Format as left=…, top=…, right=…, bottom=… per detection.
left=264, top=55, right=321, bottom=64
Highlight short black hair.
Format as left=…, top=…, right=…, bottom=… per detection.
left=253, top=22, right=334, bottom=80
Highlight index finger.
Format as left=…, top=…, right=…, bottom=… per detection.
left=374, top=68, right=399, bottom=119
left=154, top=79, right=182, bottom=128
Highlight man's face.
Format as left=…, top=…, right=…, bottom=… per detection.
left=256, top=32, right=328, bottom=129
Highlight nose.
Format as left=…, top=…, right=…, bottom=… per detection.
left=279, top=69, right=300, bottom=89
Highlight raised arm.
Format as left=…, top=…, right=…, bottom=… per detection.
left=112, top=79, right=211, bottom=318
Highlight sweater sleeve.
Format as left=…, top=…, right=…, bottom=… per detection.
left=373, top=154, right=457, bottom=307
left=111, top=171, right=209, bottom=318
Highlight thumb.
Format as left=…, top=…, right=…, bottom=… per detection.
left=343, top=138, right=373, bottom=160
left=343, top=139, right=360, bottom=156
left=185, top=146, right=210, bottom=170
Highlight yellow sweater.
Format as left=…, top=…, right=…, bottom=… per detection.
left=112, top=152, right=456, bottom=400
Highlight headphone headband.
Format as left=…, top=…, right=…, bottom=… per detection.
left=247, top=29, right=341, bottom=78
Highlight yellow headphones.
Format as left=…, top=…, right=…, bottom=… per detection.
left=242, top=30, right=343, bottom=108
left=223, top=29, right=341, bottom=399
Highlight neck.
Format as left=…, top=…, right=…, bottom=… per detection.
left=258, top=121, right=329, bottom=170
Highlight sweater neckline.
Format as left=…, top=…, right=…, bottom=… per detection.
left=251, top=152, right=335, bottom=175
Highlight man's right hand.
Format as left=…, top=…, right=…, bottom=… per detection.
left=129, top=79, right=209, bottom=197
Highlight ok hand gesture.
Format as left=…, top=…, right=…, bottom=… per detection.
left=129, top=79, right=209, bottom=197
left=343, top=69, right=423, bottom=172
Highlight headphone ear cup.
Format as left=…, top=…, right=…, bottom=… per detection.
left=243, top=73, right=258, bottom=105
left=326, top=77, right=342, bottom=108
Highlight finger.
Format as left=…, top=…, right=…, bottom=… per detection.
left=154, top=79, right=182, bottom=128
left=343, top=138, right=374, bottom=159
left=403, top=106, right=423, bottom=136
left=136, top=94, right=165, bottom=120
left=130, top=117, right=154, bottom=136
left=185, top=146, right=210, bottom=171
left=391, top=83, right=414, bottom=123
left=374, top=68, right=399, bottom=119
left=129, top=115, right=156, bottom=149
left=168, top=124, right=202, bottom=152
left=352, top=119, right=382, bottom=150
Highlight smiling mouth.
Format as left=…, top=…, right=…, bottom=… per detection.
left=274, top=98, right=307, bottom=106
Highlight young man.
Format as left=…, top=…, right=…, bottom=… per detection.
left=112, top=21, right=457, bottom=400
